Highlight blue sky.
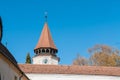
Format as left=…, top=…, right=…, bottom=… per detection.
left=0, top=0, right=120, bottom=65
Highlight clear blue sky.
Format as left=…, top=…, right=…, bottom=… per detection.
left=0, top=0, right=120, bottom=65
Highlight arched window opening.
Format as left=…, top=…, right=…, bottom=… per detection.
left=50, top=49, right=52, bottom=53
left=39, top=49, right=41, bottom=53
left=42, top=49, right=45, bottom=53
left=46, top=49, right=49, bottom=53
left=36, top=50, right=38, bottom=54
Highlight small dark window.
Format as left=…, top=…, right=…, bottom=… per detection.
left=42, top=49, right=45, bottom=53
left=46, top=49, right=49, bottom=53
left=53, top=50, right=56, bottom=53
left=50, top=49, right=53, bottom=53
left=39, top=50, right=41, bottom=53
left=36, top=50, right=38, bottom=54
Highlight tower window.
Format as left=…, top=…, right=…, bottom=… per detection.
left=39, top=49, right=41, bottom=53
left=36, top=50, right=38, bottom=54
left=42, top=49, right=45, bottom=53
left=53, top=50, right=56, bottom=53
left=46, top=49, right=49, bottom=53
left=50, top=49, right=53, bottom=53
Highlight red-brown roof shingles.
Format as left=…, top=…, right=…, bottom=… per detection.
left=18, top=64, right=120, bottom=76
left=35, top=22, right=57, bottom=50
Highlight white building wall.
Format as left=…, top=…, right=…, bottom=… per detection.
left=33, top=56, right=58, bottom=65
left=26, top=73, right=120, bottom=80
left=0, top=58, right=19, bottom=80
left=51, top=57, right=58, bottom=64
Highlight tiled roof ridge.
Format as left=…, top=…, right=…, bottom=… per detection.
left=19, top=64, right=120, bottom=76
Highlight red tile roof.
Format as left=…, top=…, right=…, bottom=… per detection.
left=35, top=22, right=57, bottom=50
left=19, top=64, right=120, bottom=76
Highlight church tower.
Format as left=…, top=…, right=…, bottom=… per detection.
left=33, top=15, right=59, bottom=65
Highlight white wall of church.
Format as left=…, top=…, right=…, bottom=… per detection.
left=26, top=73, right=120, bottom=80
left=33, top=55, right=58, bottom=65
left=0, top=58, right=20, bottom=80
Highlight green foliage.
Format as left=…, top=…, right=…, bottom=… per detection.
left=25, top=53, right=31, bottom=64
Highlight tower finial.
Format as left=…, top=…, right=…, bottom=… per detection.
left=45, top=12, right=48, bottom=22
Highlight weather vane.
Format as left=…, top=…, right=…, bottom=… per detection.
left=45, top=11, right=48, bottom=22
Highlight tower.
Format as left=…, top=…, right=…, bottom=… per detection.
left=33, top=15, right=59, bottom=65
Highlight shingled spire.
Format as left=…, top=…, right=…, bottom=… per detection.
left=35, top=22, right=57, bottom=50
left=34, top=15, right=58, bottom=58
left=33, top=14, right=59, bottom=65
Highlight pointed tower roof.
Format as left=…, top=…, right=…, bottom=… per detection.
left=35, top=22, right=57, bottom=50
